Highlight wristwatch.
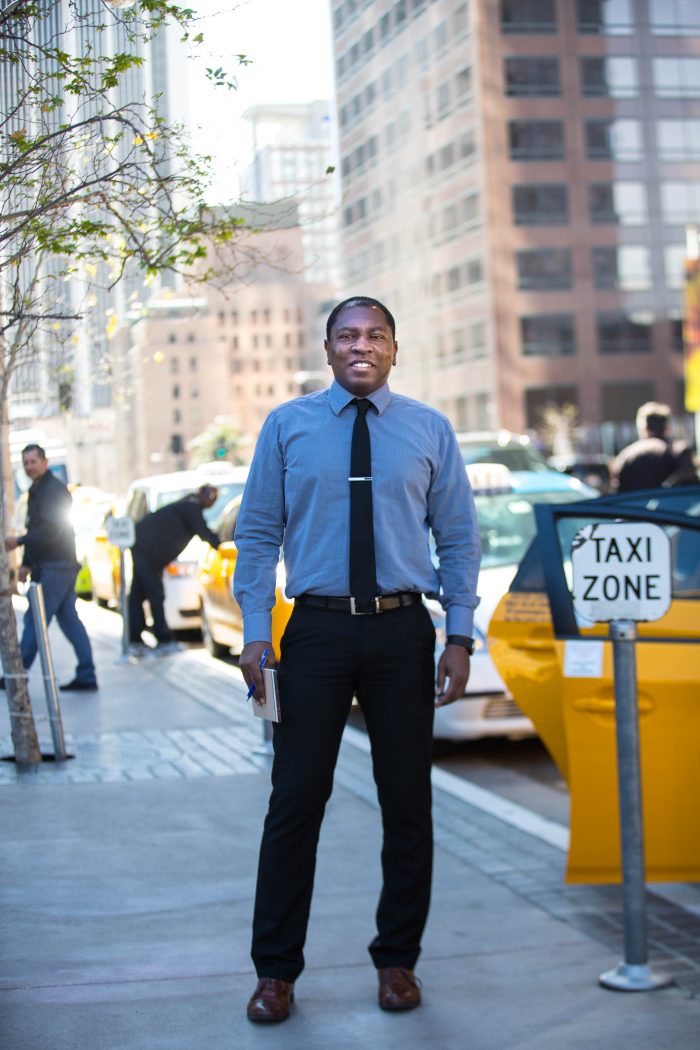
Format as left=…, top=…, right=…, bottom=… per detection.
left=446, top=634, right=475, bottom=655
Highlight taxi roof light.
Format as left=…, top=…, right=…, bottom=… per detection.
left=466, top=462, right=515, bottom=495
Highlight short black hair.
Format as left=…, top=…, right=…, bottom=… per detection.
left=637, top=401, right=671, bottom=438
left=22, top=443, right=46, bottom=459
left=325, top=297, right=396, bottom=341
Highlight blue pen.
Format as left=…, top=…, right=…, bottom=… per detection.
left=246, top=647, right=270, bottom=701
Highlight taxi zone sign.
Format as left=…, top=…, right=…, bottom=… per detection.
left=571, top=521, right=671, bottom=623
left=106, top=515, right=135, bottom=550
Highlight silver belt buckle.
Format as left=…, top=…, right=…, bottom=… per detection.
left=349, top=597, right=380, bottom=615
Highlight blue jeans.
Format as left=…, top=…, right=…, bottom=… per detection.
left=20, top=563, right=97, bottom=685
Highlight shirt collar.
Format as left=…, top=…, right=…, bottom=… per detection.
left=328, top=379, right=391, bottom=416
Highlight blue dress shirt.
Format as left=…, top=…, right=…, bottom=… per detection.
left=234, top=380, right=481, bottom=644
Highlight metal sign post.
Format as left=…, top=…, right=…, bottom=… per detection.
left=571, top=521, right=672, bottom=992
left=107, top=516, right=135, bottom=662
left=27, top=582, right=67, bottom=761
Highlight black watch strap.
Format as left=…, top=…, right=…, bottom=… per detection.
left=446, top=634, right=475, bottom=654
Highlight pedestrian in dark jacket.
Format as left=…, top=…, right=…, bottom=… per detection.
left=3, top=444, right=98, bottom=691
left=128, top=484, right=220, bottom=655
left=611, top=402, right=696, bottom=492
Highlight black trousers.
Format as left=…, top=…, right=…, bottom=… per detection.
left=128, top=549, right=171, bottom=644
left=251, top=601, right=436, bottom=982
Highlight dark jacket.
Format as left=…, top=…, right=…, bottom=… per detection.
left=19, top=471, right=77, bottom=569
left=134, top=495, right=220, bottom=569
left=612, top=438, right=696, bottom=492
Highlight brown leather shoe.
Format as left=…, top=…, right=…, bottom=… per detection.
left=378, top=967, right=422, bottom=1011
left=246, top=978, right=294, bottom=1023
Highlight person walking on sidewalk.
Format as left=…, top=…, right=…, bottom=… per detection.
left=235, top=297, right=481, bottom=1023
left=127, top=484, right=220, bottom=656
left=3, top=444, right=98, bottom=692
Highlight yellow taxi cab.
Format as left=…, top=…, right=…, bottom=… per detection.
left=198, top=494, right=293, bottom=659
left=87, top=505, right=123, bottom=606
left=488, top=484, right=700, bottom=884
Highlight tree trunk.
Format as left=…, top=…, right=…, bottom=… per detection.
left=0, top=389, right=42, bottom=765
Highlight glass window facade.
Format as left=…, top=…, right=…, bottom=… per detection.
left=513, top=183, right=568, bottom=225
left=660, top=181, right=700, bottom=224
left=508, top=120, right=564, bottom=160
left=585, top=119, right=642, bottom=160
left=649, top=0, right=700, bottom=34
left=576, top=0, right=633, bottom=34
left=664, top=244, right=686, bottom=289
left=454, top=4, right=469, bottom=36
left=592, top=246, right=652, bottom=290
left=597, top=312, right=653, bottom=354
left=589, top=182, right=647, bottom=225
left=516, top=249, right=572, bottom=289
left=504, top=57, right=560, bottom=96
left=456, top=66, right=472, bottom=102
left=653, top=58, right=700, bottom=98
left=520, top=314, right=576, bottom=356
left=657, top=120, right=700, bottom=159
left=501, top=0, right=556, bottom=33
left=581, top=57, right=638, bottom=97
left=601, top=381, right=655, bottom=422
left=470, top=321, right=487, bottom=357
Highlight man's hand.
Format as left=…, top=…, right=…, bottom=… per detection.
left=17, top=566, right=30, bottom=584
left=435, top=644, right=471, bottom=708
left=239, top=640, right=276, bottom=703
left=4, top=536, right=19, bottom=552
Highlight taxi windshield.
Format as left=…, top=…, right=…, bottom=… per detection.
left=475, top=489, right=588, bottom=569
left=459, top=442, right=549, bottom=473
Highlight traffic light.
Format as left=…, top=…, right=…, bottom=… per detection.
left=215, top=441, right=227, bottom=459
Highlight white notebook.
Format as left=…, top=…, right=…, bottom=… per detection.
left=252, top=667, right=281, bottom=722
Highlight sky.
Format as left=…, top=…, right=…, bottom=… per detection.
left=185, top=0, right=336, bottom=202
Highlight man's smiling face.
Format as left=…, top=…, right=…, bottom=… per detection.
left=324, top=303, right=398, bottom=396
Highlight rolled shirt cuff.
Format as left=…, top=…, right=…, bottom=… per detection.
left=445, top=605, right=475, bottom=638
left=243, top=612, right=273, bottom=648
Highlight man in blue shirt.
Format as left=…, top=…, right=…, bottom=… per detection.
left=235, top=297, right=481, bottom=1023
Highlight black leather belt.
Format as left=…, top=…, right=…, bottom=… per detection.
left=295, top=592, right=422, bottom=616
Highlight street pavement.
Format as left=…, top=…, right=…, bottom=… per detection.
left=1, top=599, right=698, bottom=1049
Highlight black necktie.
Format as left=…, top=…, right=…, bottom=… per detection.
left=349, top=398, right=378, bottom=604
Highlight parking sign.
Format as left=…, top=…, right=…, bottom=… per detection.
left=571, top=521, right=671, bottom=623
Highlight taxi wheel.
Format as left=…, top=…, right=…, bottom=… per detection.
left=200, top=604, right=229, bottom=659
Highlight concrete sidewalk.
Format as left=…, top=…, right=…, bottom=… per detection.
left=0, top=601, right=698, bottom=1049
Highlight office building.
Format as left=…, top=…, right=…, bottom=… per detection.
left=116, top=204, right=332, bottom=484
left=242, top=101, right=342, bottom=288
left=1, top=0, right=189, bottom=487
left=332, top=0, right=699, bottom=449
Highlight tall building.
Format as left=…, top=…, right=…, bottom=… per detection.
left=332, top=0, right=699, bottom=450
left=242, top=102, right=342, bottom=287
left=113, top=204, right=332, bottom=486
left=1, top=0, right=189, bottom=488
